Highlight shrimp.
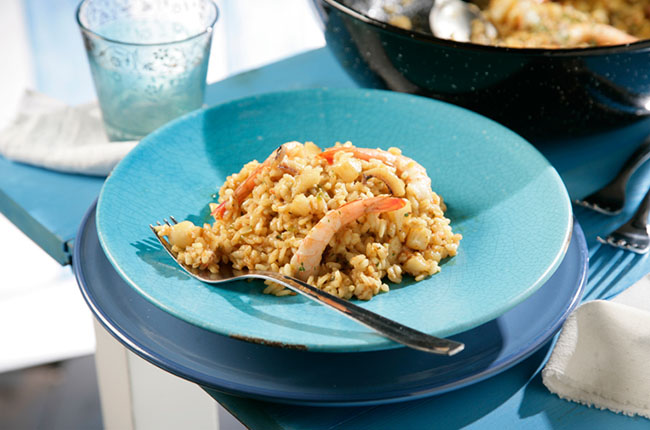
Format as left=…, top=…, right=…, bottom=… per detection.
left=290, top=196, right=406, bottom=281
left=565, top=22, right=638, bottom=47
left=484, top=0, right=551, bottom=36
left=319, top=146, right=432, bottom=202
left=211, top=141, right=301, bottom=219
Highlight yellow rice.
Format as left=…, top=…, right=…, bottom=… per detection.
left=155, top=141, right=461, bottom=301
left=472, top=0, right=650, bottom=48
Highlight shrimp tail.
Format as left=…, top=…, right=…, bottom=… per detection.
left=211, top=201, right=227, bottom=219
left=373, top=196, right=406, bottom=212
left=318, top=148, right=340, bottom=164
left=340, top=195, right=406, bottom=213
left=319, top=147, right=397, bottom=166
left=318, top=147, right=369, bottom=164
left=212, top=144, right=288, bottom=220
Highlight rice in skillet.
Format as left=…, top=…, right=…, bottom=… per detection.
left=155, top=141, right=461, bottom=301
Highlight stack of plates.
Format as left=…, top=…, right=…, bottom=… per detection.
left=74, top=89, right=586, bottom=406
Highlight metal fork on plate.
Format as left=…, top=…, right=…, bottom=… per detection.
left=597, top=187, right=650, bottom=254
left=574, top=136, right=650, bottom=215
left=149, top=217, right=465, bottom=356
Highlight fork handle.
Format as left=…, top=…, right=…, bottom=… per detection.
left=629, top=187, right=650, bottom=229
left=608, top=136, right=650, bottom=189
left=247, top=271, right=465, bottom=356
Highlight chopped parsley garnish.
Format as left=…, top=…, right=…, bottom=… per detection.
left=298, top=262, right=306, bottom=272
left=404, top=212, right=411, bottom=217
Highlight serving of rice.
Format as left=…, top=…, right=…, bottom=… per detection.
left=155, top=141, right=461, bottom=301
left=471, top=0, right=648, bottom=48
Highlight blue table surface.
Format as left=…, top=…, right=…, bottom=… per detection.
left=2, top=2, right=650, bottom=427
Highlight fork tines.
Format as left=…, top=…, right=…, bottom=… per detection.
left=597, top=229, right=650, bottom=254
left=153, top=216, right=178, bottom=228
left=574, top=199, right=616, bottom=215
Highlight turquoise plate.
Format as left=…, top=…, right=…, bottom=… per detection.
left=96, top=88, right=572, bottom=352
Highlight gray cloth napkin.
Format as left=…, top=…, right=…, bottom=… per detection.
left=0, top=90, right=137, bottom=176
left=542, top=278, right=650, bottom=419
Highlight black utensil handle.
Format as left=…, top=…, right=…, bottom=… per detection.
left=630, top=187, right=650, bottom=229
left=611, top=135, right=650, bottom=187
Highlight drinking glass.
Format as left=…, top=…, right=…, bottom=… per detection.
left=77, top=0, right=218, bottom=141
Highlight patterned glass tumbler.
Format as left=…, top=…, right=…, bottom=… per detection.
left=77, top=0, right=218, bottom=141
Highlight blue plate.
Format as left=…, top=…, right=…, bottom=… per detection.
left=76, top=203, right=586, bottom=406
left=96, top=88, right=572, bottom=352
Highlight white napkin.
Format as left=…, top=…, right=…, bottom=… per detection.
left=0, top=90, right=137, bottom=176
left=542, top=280, right=650, bottom=419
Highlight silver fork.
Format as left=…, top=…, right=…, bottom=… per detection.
left=574, top=136, right=650, bottom=215
left=597, top=187, right=650, bottom=254
left=149, top=217, right=465, bottom=356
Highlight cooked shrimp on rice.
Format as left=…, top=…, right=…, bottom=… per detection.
left=155, top=141, right=462, bottom=301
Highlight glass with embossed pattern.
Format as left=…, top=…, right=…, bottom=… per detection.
left=77, top=0, right=218, bottom=141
